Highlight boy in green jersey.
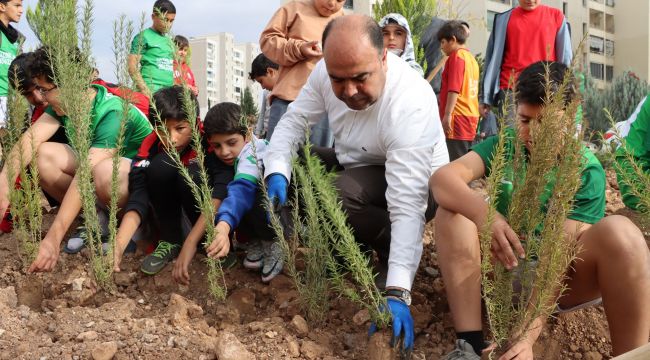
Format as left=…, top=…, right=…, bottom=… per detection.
left=128, top=0, right=176, bottom=97
left=430, top=61, right=650, bottom=359
left=0, top=48, right=152, bottom=273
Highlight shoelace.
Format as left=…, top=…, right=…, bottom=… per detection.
left=152, top=242, right=175, bottom=257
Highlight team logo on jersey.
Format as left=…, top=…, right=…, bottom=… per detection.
left=133, top=159, right=150, bottom=168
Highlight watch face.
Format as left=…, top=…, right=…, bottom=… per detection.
left=403, top=291, right=412, bottom=306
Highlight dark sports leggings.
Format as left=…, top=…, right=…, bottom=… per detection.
left=146, top=151, right=201, bottom=246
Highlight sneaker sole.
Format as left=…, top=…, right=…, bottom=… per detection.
left=261, top=261, right=283, bottom=283
left=243, top=258, right=262, bottom=270
left=63, top=244, right=86, bottom=254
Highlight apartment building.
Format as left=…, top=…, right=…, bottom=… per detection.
left=189, top=33, right=260, bottom=117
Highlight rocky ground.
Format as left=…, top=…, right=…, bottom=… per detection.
left=0, top=170, right=646, bottom=359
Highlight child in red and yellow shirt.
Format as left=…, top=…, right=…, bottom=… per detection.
left=437, top=20, right=480, bottom=161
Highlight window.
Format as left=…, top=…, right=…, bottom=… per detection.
left=582, top=22, right=587, bottom=38
left=589, top=35, right=604, bottom=55
left=605, top=14, right=615, bottom=33
left=562, top=2, right=568, bottom=15
left=235, top=87, right=241, bottom=94
left=583, top=0, right=586, bottom=7
left=344, top=0, right=353, bottom=9
left=487, top=11, right=498, bottom=31
left=590, top=62, right=604, bottom=80
left=605, top=40, right=615, bottom=57
left=606, top=0, right=615, bottom=6
left=589, top=9, right=604, bottom=30
left=606, top=65, right=614, bottom=82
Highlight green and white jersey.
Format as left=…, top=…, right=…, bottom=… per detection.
left=0, top=31, right=19, bottom=96
left=234, top=137, right=269, bottom=184
left=130, top=28, right=174, bottom=93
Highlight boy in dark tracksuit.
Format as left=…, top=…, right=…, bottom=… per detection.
left=113, top=86, right=234, bottom=278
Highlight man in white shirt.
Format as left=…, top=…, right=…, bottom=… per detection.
left=264, top=15, right=448, bottom=353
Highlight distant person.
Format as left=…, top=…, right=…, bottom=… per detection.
left=378, top=13, right=423, bottom=76
left=259, top=0, right=344, bottom=145
left=437, top=20, right=480, bottom=161
left=421, top=18, right=470, bottom=93
left=173, top=35, right=198, bottom=96
left=482, top=0, right=572, bottom=123
left=128, top=0, right=176, bottom=97
left=248, top=53, right=279, bottom=138
left=476, top=103, right=497, bottom=143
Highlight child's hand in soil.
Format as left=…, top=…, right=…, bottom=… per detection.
left=206, top=222, right=231, bottom=259
left=28, top=239, right=60, bottom=273
left=173, top=245, right=197, bottom=285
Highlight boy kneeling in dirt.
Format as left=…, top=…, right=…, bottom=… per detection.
left=0, top=47, right=153, bottom=273
left=113, top=86, right=236, bottom=277
left=430, top=61, right=650, bottom=359
left=203, top=102, right=282, bottom=283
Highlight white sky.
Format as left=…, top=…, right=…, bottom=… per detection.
left=15, top=0, right=280, bottom=83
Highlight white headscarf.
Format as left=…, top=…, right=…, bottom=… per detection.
left=378, top=13, right=424, bottom=76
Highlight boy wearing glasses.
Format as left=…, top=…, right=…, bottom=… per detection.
left=0, top=47, right=152, bottom=273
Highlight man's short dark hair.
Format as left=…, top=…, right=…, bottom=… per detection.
left=174, top=35, right=189, bottom=49
left=9, top=52, right=35, bottom=91
left=150, top=85, right=199, bottom=123
left=153, top=0, right=176, bottom=15
left=322, top=16, right=384, bottom=55
left=249, top=53, right=278, bottom=80
left=437, top=20, right=468, bottom=44
left=516, top=61, right=576, bottom=106
left=203, top=102, right=247, bottom=137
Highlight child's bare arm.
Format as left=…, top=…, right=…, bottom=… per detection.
left=113, top=210, right=141, bottom=272
left=127, top=54, right=150, bottom=96
left=173, top=198, right=222, bottom=285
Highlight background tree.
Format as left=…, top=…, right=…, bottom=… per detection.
left=584, top=71, right=649, bottom=134
left=240, top=86, right=258, bottom=127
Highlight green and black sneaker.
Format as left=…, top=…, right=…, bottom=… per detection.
left=140, top=241, right=180, bottom=275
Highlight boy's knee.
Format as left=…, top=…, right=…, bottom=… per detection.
left=589, top=215, right=647, bottom=259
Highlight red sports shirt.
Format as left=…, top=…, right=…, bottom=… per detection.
left=499, top=5, right=564, bottom=90
left=439, top=48, right=480, bottom=141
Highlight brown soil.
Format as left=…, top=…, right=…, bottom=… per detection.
left=0, top=169, right=646, bottom=359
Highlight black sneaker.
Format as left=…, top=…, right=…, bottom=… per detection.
left=140, top=241, right=180, bottom=275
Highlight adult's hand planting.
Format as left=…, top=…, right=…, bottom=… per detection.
left=368, top=298, right=415, bottom=357
left=266, top=173, right=288, bottom=207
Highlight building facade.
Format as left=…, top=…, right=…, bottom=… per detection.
left=189, top=33, right=260, bottom=117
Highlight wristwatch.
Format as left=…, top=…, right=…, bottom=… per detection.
left=385, top=288, right=412, bottom=306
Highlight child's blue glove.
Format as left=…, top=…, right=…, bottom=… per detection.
left=368, top=298, right=414, bottom=356
left=266, top=173, right=288, bottom=207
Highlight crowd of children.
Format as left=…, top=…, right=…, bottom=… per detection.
left=0, top=0, right=648, bottom=359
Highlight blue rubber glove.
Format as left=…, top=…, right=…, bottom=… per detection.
left=266, top=173, right=288, bottom=207
left=368, top=298, right=414, bottom=356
